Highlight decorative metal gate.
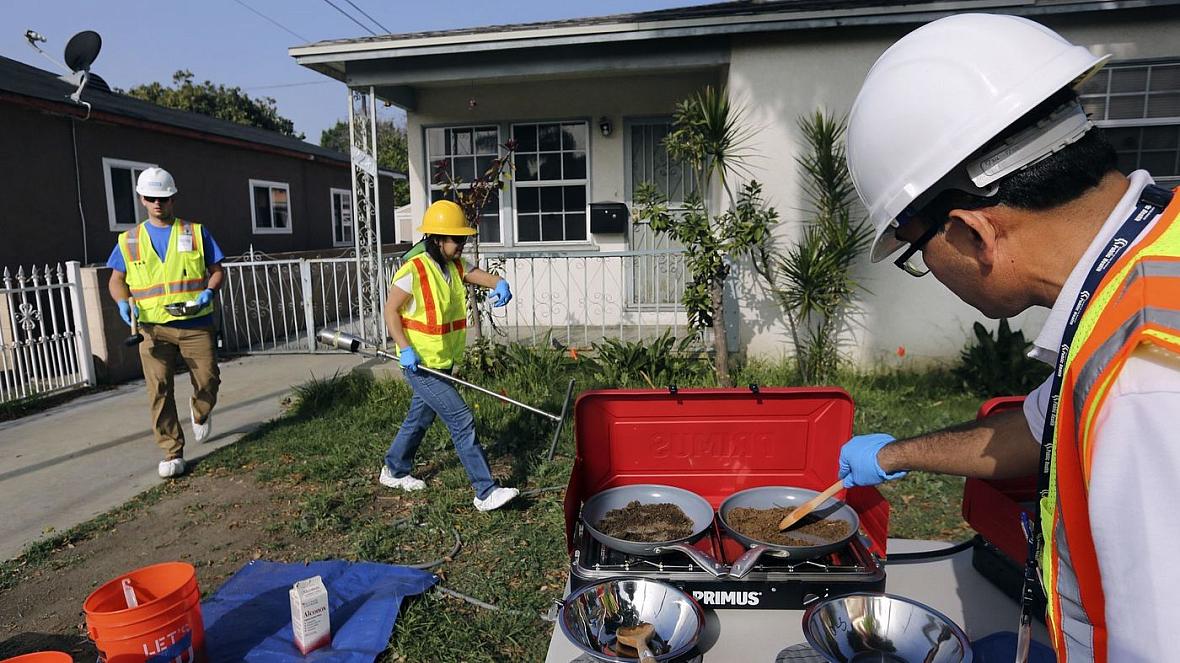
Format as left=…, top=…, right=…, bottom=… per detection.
left=217, top=250, right=694, bottom=354
left=0, top=261, right=95, bottom=403
left=217, top=252, right=403, bottom=354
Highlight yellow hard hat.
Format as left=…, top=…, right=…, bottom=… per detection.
left=417, top=200, right=477, bottom=236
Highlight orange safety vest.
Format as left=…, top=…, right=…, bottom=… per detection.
left=391, top=254, right=468, bottom=369
left=1041, top=190, right=1180, bottom=662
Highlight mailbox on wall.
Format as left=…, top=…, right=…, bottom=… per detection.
left=589, top=202, right=630, bottom=234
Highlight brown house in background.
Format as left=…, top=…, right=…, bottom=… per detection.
left=0, top=55, right=402, bottom=270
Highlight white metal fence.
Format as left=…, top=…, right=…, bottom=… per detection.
left=0, top=262, right=95, bottom=404
left=217, top=249, right=695, bottom=354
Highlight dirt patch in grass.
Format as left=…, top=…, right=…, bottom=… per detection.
left=596, top=501, right=694, bottom=542
left=0, top=471, right=299, bottom=661
left=725, top=507, right=852, bottom=547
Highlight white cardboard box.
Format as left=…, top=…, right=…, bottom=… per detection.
left=289, top=575, right=331, bottom=655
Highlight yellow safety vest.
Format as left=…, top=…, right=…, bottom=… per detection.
left=117, top=219, right=212, bottom=324
left=1040, top=190, right=1180, bottom=662
left=392, top=254, right=467, bottom=369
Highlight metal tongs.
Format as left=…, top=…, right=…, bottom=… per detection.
left=1015, top=511, right=1039, bottom=663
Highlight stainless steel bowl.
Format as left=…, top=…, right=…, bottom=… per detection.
left=803, top=593, right=973, bottom=663
left=164, top=301, right=202, bottom=317
left=559, top=578, right=704, bottom=662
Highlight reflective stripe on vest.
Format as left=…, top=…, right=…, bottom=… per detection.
left=117, top=220, right=211, bottom=324
left=392, top=254, right=467, bottom=369
left=1041, top=191, right=1180, bottom=662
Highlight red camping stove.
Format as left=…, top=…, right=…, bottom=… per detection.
left=563, top=386, right=890, bottom=610
left=962, top=397, right=1048, bottom=620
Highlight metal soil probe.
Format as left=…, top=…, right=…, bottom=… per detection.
left=317, top=328, right=575, bottom=460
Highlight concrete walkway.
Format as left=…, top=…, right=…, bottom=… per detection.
left=0, top=353, right=372, bottom=562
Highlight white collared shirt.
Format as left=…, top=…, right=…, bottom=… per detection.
left=1022, top=170, right=1179, bottom=659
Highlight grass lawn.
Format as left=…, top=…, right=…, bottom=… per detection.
left=1, top=351, right=992, bottom=662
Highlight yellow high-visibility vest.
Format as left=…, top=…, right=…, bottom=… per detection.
left=392, top=254, right=467, bottom=369
left=117, top=220, right=212, bottom=324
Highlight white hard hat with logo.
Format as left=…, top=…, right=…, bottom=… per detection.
left=135, top=167, right=178, bottom=198
left=846, top=13, right=1109, bottom=263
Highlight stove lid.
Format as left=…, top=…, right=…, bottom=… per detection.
left=564, top=387, right=890, bottom=557
left=570, top=386, right=853, bottom=505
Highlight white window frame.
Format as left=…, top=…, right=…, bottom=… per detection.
left=249, top=179, right=293, bottom=235
left=330, top=187, right=353, bottom=247
left=424, top=124, right=505, bottom=245
left=510, top=119, right=591, bottom=245
left=1080, top=58, right=1180, bottom=187
left=102, top=157, right=156, bottom=231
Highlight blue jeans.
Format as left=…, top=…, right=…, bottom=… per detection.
left=385, top=368, right=497, bottom=499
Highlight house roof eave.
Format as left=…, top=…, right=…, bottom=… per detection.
left=288, top=0, right=1180, bottom=65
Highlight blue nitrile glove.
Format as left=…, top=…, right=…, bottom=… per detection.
left=195, top=289, right=215, bottom=307
left=489, top=279, right=512, bottom=307
left=838, top=434, right=907, bottom=488
left=399, top=346, right=419, bottom=373
left=117, top=299, right=137, bottom=326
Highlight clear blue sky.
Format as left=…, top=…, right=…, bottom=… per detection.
left=2, top=1, right=713, bottom=142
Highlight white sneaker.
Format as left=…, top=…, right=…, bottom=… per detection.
left=190, top=401, right=212, bottom=444
left=158, top=458, right=186, bottom=478
left=378, top=466, right=425, bottom=491
left=473, top=487, right=519, bottom=512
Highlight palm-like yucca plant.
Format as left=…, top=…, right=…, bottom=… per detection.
left=768, top=111, right=872, bottom=383
left=633, top=86, right=779, bottom=385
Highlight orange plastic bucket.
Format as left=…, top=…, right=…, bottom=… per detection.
left=82, top=562, right=206, bottom=663
left=0, top=653, right=73, bottom=663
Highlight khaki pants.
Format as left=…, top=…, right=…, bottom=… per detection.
left=138, top=324, right=220, bottom=459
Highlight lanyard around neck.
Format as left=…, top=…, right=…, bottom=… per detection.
left=1036, top=183, right=1172, bottom=502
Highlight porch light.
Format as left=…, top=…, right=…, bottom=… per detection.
left=599, top=116, right=612, bottom=137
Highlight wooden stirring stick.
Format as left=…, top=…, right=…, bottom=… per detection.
left=778, top=479, right=844, bottom=530
left=616, top=623, right=657, bottom=663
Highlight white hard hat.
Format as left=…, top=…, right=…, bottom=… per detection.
left=135, top=167, right=178, bottom=197
left=847, top=13, right=1109, bottom=262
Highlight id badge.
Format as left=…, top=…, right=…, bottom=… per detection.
left=177, top=233, right=194, bottom=253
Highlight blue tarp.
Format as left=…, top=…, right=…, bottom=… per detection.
left=200, top=560, right=438, bottom=662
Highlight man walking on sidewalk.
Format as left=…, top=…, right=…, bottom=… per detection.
left=106, top=167, right=226, bottom=479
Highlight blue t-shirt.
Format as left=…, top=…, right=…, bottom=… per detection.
left=107, top=222, right=225, bottom=328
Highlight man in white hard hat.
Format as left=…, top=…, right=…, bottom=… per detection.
left=838, top=13, right=1180, bottom=661
left=106, top=167, right=226, bottom=479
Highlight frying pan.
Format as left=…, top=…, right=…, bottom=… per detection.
left=718, top=485, right=860, bottom=578
left=580, top=484, right=728, bottom=577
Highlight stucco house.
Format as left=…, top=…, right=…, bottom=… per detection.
left=290, top=0, right=1180, bottom=362
left=0, top=55, right=403, bottom=271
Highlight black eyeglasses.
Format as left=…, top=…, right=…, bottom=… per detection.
left=143, top=196, right=172, bottom=203
left=446, top=235, right=469, bottom=246
left=893, top=219, right=946, bottom=277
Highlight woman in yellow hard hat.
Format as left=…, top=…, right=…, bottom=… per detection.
left=380, top=200, right=518, bottom=511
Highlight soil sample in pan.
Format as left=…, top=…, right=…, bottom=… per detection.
left=597, top=500, right=695, bottom=542
left=726, top=507, right=851, bottom=546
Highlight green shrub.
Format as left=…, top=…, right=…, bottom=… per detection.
left=953, top=319, right=1050, bottom=397
left=587, top=331, right=709, bottom=387
left=462, top=334, right=573, bottom=389
left=462, top=336, right=510, bottom=380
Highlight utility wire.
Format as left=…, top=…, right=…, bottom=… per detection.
left=232, top=0, right=310, bottom=42
left=319, top=0, right=377, bottom=36
left=343, top=0, right=391, bottom=34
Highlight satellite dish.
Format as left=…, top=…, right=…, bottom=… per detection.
left=63, top=30, right=101, bottom=73
left=87, top=73, right=111, bottom=93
